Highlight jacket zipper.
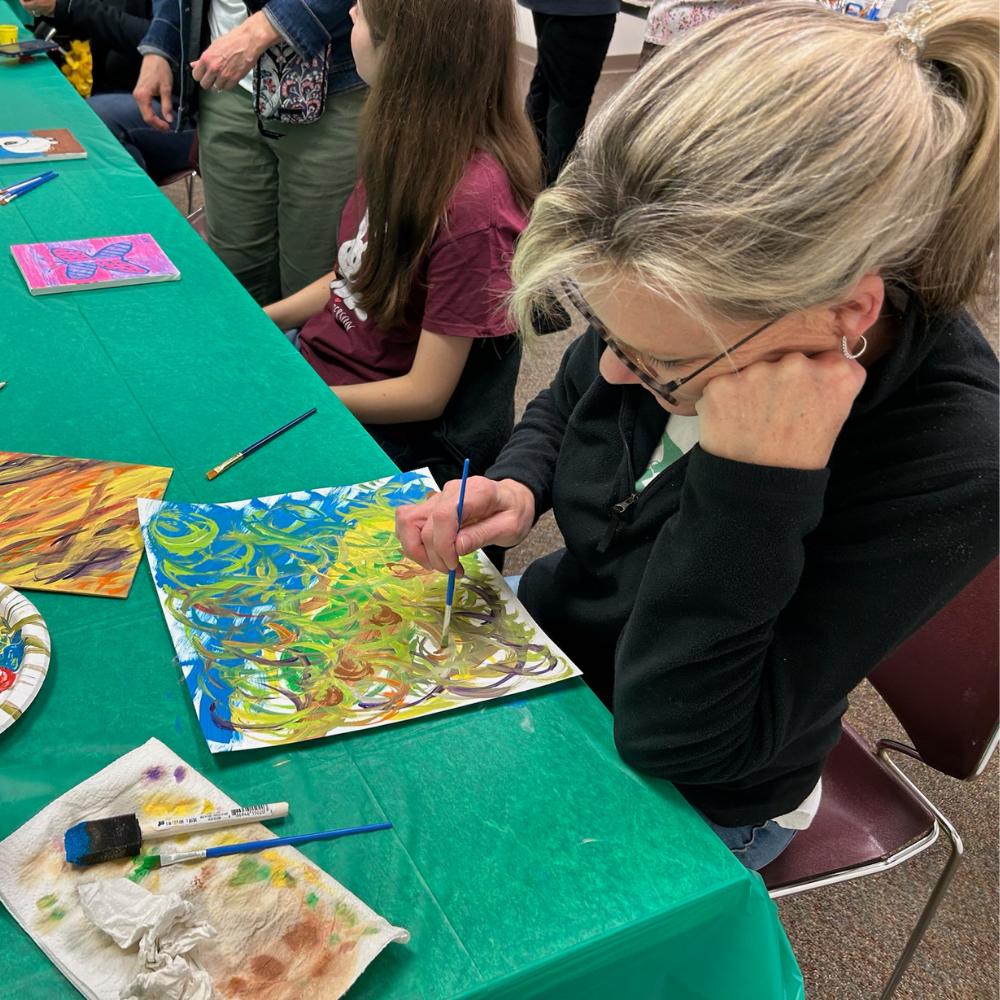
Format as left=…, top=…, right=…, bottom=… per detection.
left=596, top=400, right=640, bottom=553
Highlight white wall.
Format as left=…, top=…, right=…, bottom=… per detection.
left=514, top=6, right=647, bottom=56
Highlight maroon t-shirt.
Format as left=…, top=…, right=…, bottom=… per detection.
left=298, top=152, right=528, bottom=387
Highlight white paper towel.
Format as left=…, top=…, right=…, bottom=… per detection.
left=0, top=738, right=409, bottom=1000
left=78, top=880, right=218, bottom=1000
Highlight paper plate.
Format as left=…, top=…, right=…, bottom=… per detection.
left=0, top=583, right=50, bottom=733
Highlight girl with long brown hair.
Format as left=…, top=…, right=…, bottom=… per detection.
left=266, top=0, right=540, bottom=484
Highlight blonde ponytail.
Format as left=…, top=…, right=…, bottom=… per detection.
left=511, top=0, right=999, bottom=334
left=909, top=0, right=998, bottom=310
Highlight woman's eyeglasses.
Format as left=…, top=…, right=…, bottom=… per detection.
left=560, top=280, right=778, bottom=406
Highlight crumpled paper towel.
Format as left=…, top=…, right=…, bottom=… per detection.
left=78, top=880, right=219, bottom=1000
left=0, top=738, right=409, bottom=1000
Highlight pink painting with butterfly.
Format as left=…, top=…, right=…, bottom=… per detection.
left=10, top=233, right=180, bottom=295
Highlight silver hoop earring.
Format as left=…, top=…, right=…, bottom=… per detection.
left=842, top=335, right=867, bottom=361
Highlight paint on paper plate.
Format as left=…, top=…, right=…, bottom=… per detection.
left=0, top=452, right=173, bottom=598
left=0, top=583, right=51, bottom=732
left=139, top=470, right=580, bottom=752
left=0, top=738, right=407, bottom=1000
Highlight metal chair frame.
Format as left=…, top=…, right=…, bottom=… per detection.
left=157, top=168, right=198, bottom=217
left=179, top=170, right=196, bottom=217
left=767, top=724, right=997, bottom=1000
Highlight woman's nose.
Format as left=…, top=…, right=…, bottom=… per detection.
left=599, top=346, right=641, bottom=387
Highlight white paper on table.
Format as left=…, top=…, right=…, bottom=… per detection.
left=0, top=738, right=409, bottom=1000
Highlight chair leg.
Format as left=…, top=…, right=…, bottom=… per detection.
left=185, top=174, right=194, bottom=217
left=878, top=745, right=965, bottom=1000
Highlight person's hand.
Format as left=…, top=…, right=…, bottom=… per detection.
left=697, top=350, right=866, bottom=470
left=133, top=54, right=174, bottom=131
left=190, top=11, right=279, bottom=91
left=21, top=0, right=55, bottom=17
left=396, top=477, right=536, bottom=574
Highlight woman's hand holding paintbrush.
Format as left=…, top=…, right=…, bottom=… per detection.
left=395, top=476, right=536, bottom=576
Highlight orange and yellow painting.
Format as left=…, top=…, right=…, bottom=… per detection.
left=0, top=452, right=173, bottom=598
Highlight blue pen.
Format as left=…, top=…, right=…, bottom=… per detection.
left=150, top=821, right=393, bottom=868
left=441, top=458, right=471, bottom=648
left=0, top=169, right=56, bottom=196
left=0, top=171, right=57, bottom=204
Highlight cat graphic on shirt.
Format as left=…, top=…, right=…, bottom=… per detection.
left=330, top=210, right=369, bottom=323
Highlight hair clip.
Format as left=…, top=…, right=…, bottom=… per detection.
left=884, top=0, right=933, bottom=60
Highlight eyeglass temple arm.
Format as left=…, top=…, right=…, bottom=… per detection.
left=672, top=319, right=779, bottom=389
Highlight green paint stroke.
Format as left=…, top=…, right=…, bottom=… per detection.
left=35, top=894, right=66, bottom=922
left=228, top=857, right=272, bottom=886
left=334, top=901, right=357, bottom=927
left=305, top=892, right=319, bottom=909
left=128, top=855, right=160, bottom=883
left=146, top=479, right=575, bottom=748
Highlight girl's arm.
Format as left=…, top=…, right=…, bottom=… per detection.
left=264, top=271, right=337, bottom=332
left=396, top=329, right=599, bottom=570
left=333, top=329, right=473, bottom=424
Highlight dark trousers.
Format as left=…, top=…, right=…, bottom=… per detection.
left=526, top=11, right=616, bottom=186
left=86, top=93, right=195, bottom=183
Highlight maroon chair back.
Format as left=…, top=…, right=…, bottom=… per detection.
left=867, top=558, right=999, bottom=780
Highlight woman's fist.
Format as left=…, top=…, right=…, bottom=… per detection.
left=697, top=349, right=866, bottom=470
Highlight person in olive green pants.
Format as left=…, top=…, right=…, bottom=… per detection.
left=197, top=86, right=366, bottom=305
left=135, top=0, right=365, bottom=305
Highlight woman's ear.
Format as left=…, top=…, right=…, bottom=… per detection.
left=831, top=272, right=885, bottom=341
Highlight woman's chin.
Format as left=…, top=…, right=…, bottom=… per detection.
left=651, top=393, right=698, bottom=418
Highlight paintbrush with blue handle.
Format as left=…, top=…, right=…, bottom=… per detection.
left=440, top=458, right=471, bottom=649
left=147, top=821, right=393, bottom=868
left=0, top=169, right=56, bottom=197
left=0, top=171, right=57, bottom=205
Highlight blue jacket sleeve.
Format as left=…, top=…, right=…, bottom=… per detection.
left=262, top=0, right=352, bottom=60
left=137, top=0, right=181, bottom=64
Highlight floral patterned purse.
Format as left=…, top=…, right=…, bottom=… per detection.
left=249, top=12, right=331, bottom=137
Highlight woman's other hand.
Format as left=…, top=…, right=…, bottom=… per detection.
left=697, top=349, right=867, bottom=471
left=21, top=0, right=55, bottom=16
left=134, top=54, right=175, bottom=131
left=396, top=477, right=535, bottom=573
left=190, top=12, right=278, bottom=91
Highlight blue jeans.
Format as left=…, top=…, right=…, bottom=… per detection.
left=698, top=815, right=797, bottom=871
left=86, top=93, right=195, bottom=183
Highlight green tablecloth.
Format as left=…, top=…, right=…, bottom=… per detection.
left=0, top=0, right=29, bottom=26
left=0, top=24, right=804, bottom=999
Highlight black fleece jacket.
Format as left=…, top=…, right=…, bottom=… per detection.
left=487, top=294, right=999, bottom=826
left=48, top=0, right=149, bottom=94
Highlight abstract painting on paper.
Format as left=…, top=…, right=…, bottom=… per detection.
left=0, top=452, right=173, bottom=598
left=139, top=470, right=580, bottom=753
left=0, top=738, right=408, bottom=1000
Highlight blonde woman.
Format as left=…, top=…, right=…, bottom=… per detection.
left=396, top=0, right=999, bottom=869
